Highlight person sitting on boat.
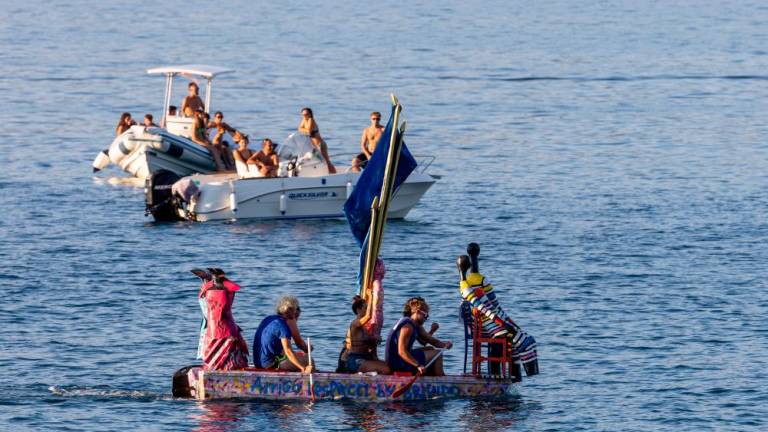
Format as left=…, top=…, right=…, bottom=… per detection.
left=351, top=111, right=384, bottom=172
left=252, top=295, right=313, bottom=373
left=299, top=107, right=336, bottom=174
left=194, top=268, right=250, bottom=371
left=191, top=110, right=226, bottom=171
left=181, top=82, right=205, bottom=117
left=168, top=105, right=178, bottom=117
left=457, top=243, right=539, bottom=377
left=115, top=112, right=136, bottom=136
left=207, top=112, right=238, bottom=171
left=143, top=114, right=159, bottom=128
left=343, top=294, right=391, bottom=374
left=247, top=138, right=280, bottom=178
left=385, top=297, right=452, bottom=376
left=232, top=132, right=254, bottom=166
left=208, top=111, right=238, bottom=144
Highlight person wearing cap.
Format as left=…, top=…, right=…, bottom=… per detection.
left=247, top=138, right=280, bottom=178
left=252, top=296, right=313, bottom=373
left=198, top=269, right=249, bottom=371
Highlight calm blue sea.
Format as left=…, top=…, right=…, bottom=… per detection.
left=1, top=1, right=767, bottom=430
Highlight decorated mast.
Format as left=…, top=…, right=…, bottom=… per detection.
left=344, top=94, right=417, bottom=337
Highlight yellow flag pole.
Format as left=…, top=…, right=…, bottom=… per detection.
left=360, top=95, right=404, bottom=293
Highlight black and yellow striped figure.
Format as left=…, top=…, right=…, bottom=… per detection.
left=458, top=243, right=539, bottom=377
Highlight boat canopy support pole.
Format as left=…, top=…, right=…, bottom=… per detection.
left=161, top=73, right=173, bottom=128
left=204, top=78, right=213, bottom=114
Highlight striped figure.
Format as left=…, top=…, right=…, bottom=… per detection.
left=458, top=244, right=539, bottom=377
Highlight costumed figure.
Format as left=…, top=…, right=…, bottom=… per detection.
left=457, top=243, right=539, bottom=377
left=192, top=268, right=249, bottom=371
left=362, top=258, right=386, bottom=343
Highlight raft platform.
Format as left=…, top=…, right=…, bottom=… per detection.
left=173, top=366, right=517, bottom=401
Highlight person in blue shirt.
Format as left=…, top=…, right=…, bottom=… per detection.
left=252, top=295, right=313, bottom=373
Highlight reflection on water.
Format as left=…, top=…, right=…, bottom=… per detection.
left=458, top=396, right=527, bottom=432
left=192, top=401, right=253, bottom=432
left=340, top=402, right=385, bottom=431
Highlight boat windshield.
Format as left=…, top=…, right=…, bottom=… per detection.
left=277, top=133, right=317, bottom=161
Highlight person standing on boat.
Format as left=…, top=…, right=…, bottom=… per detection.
left=385, top=297, right=452, bottom=376
left=247, top=138, right=280, bottom=178
left=115, top=112, right=136, bottom=135
left=298, top=107, right=336, bottom=174
left=252, top=296, right=313, bottom=373
left=181, top=82, right=205, bottom=117
left=351, top=112, right=384, bottom=172
left=198, top=269, right=249, bottom=371
left=343, top=293, right=391, bottom=374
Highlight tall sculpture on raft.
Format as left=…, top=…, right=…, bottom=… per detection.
left=457, top=243, right=539, bottom=377
left=192, top=268, right=249, bottom=371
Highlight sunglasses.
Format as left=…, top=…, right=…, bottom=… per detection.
left=417, top=309, right=429, bottom=320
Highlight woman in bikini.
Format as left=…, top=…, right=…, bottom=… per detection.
left=191, top=111, right=225, bottom=171
left=298, top=107, right=336, bottom=174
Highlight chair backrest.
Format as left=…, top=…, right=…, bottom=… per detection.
left=459, top=300, right=474, bottom=374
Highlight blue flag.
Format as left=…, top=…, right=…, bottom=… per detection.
left=343, top=105, right=418, bottom=290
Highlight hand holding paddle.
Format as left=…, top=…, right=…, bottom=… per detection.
left=391, top=349, right=445, bottom=399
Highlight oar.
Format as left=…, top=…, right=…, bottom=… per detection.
left=391, top=349, right=445, bottom=399
left=307, top=337, right=315, bottom=402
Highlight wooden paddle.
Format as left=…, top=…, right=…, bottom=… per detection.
left=307, top=337, right=315, bottom=401
left=391, top=349, right=445, bottom=399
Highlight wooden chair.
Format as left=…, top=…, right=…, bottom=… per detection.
left=459, top=305, right=520, bottom=379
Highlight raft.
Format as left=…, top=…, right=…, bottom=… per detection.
left=173, top=366, right=516, bottom=401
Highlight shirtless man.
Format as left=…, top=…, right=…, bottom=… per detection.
left=351, top=112, right=384, bottom=172
left=181, top=82, right=205, bottom=117
left=247, top=138, right=280, bottom=177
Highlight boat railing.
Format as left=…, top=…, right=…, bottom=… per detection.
left=328, top=152, right=435, bottom=174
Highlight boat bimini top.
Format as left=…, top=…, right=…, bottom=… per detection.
left=147, top=64, right=235, bottom=127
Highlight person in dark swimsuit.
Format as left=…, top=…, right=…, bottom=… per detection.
left=385, top=297, right=452, bottom=376
left=298, top=107, right=336, bottom=174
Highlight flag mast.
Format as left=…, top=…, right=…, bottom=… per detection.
left=361, top=94, right=405, bottom=299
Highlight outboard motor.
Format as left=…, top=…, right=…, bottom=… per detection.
left=145, top=169, right=183, bottom=222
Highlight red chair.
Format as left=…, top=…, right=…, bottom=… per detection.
left=470, top=309, right=513, bottom=378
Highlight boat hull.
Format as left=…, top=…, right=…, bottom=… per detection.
left=176, top=366, right=516, bottom=401
left=180, top=171, right=436, bottom=222
left=94, top=126, right=216, bottom=179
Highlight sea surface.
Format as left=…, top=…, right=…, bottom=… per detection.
left=1, top=1, right=767, bottom=430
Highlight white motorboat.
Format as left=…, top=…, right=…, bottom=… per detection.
left=92, top=65, right=231, bottom=179
left=145, top=133, right=437, bottom=222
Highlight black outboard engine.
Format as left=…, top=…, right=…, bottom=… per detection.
left=145, top=169, right=183, bottom=222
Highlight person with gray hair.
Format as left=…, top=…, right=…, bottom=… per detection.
left=252, top=295, right=313, bottom=372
